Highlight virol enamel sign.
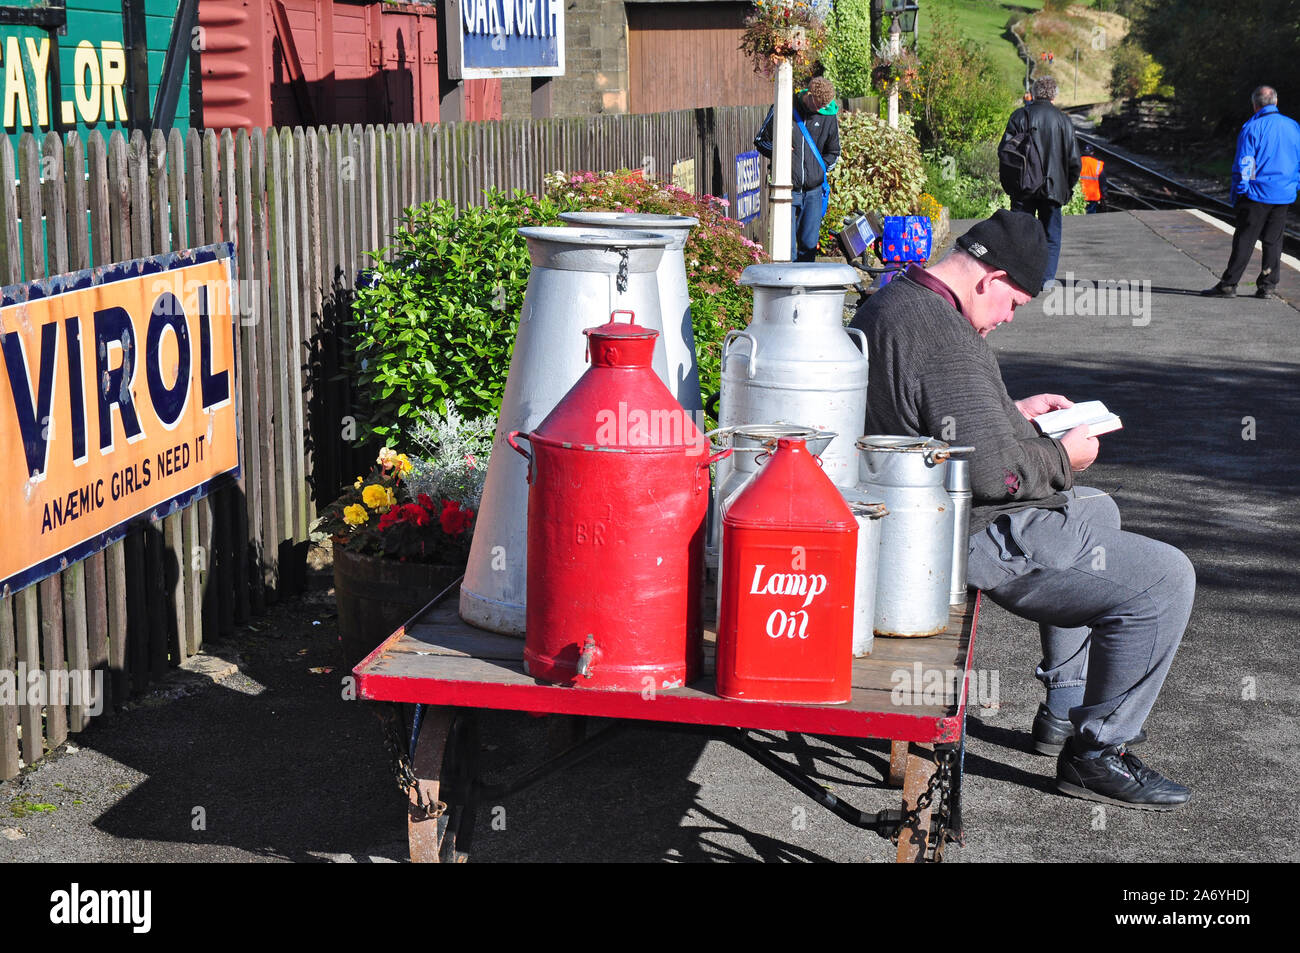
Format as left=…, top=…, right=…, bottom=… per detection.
left=0, top=244, right=239, bottom=594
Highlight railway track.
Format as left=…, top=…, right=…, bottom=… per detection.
left=1059, top=106, right=1300, bottom=252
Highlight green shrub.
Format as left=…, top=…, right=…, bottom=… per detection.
left=922, top=149, right=1009, bottom=220
left=1062, top=180, right=1087, bottom=215
left=1110, top=39, right=1165, bottom=100
left=913, top=14, right=1020, bottom=152
left=349, top=189, right=564, bottom=444
left=826, top=111, right=928, bottom=223
left=543, top=171, right=768, bottom=422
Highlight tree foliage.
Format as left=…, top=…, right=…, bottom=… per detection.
left=823, top=0, right=875, bottom=99
left=1128, top=0, right=1300, bottom=130
left=912, top=13, right=1020, bottom=151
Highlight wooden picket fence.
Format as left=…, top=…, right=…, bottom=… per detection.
left=0, top=105, right=773, bottom=781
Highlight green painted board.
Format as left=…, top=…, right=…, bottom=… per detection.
left=1, top=0, right=192, bottom=145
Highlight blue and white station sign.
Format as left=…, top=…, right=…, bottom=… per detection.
left=446, top=0, right=566, bottom=79
left=734, top=150, right=763, bottom=225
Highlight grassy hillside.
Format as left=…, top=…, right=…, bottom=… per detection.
left=918, top=0, right=1045, bottom=95
left=1016, top=5, right=1129, bottom=106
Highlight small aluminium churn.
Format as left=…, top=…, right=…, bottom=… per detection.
left=856, top=436, right=972, bottom=637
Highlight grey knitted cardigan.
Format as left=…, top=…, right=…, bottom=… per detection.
left=849, top=274, right=1073, bottom=534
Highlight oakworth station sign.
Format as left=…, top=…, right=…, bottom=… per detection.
left=0, top=244, right=240, bottom=594
left=446, top=0, right=565, bottom=79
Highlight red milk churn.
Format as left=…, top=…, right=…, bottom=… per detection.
left=716, top=438, right=858, bottom=704
left=509, top=312, right=729, bottom=691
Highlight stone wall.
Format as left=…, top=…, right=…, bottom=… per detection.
left=498, top=0, right=629, bottom=119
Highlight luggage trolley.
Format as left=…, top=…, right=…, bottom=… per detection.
left=354, top=582, right=980, bottom=863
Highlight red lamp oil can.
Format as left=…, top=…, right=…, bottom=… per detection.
left=509, top=312, right=729, bottom=691
left=716, top=437, right=857, bottom=704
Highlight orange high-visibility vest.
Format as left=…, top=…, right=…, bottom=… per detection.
left=1081, top=155, right=1104, bottom=201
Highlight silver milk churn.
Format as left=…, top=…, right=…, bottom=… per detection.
left=856, top=436, right=972, bottom=638
left=460, top=227, right=673, bottom=635
left=840, top=488, right=888, bottom=657
left=710, top=424, right=835, bottom=615
left=946, top=459, right=972, bottom=606
left=559, top=212, right=702, bottom=418
left=720, top=263, right=867, bottom=495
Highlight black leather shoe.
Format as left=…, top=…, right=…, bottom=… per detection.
left=1056, top=740, right=1190, bottom=811
left=1255, top=288, right=1278, bottom=299
left=1031, top=703, right=1147, bottom=755
left=1200, top=283, right=1236, bottom=297
left=1032, top=704, right=1073, bottom=755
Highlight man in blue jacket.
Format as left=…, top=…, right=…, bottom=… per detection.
left=1202, top=86, right=1300, bottom=299
left=755, top=77, right=840, bottom=262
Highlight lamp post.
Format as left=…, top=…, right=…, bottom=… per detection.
left=881, top=1, right=920, bottom=129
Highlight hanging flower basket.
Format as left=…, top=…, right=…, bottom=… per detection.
left=739, top=1, right=828, bottom=80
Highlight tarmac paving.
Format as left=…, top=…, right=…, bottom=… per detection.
left=2, top=209, right=1297, bottom=864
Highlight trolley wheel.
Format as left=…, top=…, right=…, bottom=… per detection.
left=408, top=708, right=480, bottom=863
left=895, top=742, right=937, bottom=864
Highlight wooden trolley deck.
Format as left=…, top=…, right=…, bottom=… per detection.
left=354, top=585, right=981, bottom=863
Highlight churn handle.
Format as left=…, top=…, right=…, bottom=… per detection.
left=696, top=446, right=732, bottom=493
left=610, top=309, right=637, bottom=324
left=699, top=447, right=733, bottom=469
left=846, top=327, right=869, bottom=355
left=506, top=431, right=532, bottom=462
left=928, top=445, right=974, bottom=465
left=722, top=330, right=759, bottom=378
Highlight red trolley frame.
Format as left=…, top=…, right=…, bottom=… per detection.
left=355, top=583, right=980, bottom=863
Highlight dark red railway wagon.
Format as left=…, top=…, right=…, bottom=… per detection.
left=198, top=0, right=501, bottom=130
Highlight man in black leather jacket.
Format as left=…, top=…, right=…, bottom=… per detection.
left=999, top=76, right=1081, bottom=287
left=754, top=77, right=841, bottom=262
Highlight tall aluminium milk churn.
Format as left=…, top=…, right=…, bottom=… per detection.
left=460, top=228, right=673, bottom=635
left=720, top=263, right=867, bottom=495
left=856, top=436, right=972, bottom=637
left=840, top=488, right=887, bottom=657
left=559, top=212, right=703, bottom=417
left=716, top=437, right=857, bottom=704
left=510, top=313, right=726, bottom=690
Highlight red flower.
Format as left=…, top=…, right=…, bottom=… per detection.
left=418, top=493, right=435, bottom=511
left=440, top=499, right=475, bottom=536
left=378, top=502, right=430, bottom=532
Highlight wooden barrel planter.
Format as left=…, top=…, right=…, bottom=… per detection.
left=332, top=544, right=463, bottom=669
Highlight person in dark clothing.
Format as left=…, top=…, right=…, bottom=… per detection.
left=754, top=77, right=841, bottom=262
left=1201, top=85, right=1300, bottom=299
left=849, top=210, right=1196, bottom=812
left=999, top=76, right=1081, bottom=287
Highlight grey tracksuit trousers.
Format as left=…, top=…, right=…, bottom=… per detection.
left=966, top=487, right=1196, bottom=750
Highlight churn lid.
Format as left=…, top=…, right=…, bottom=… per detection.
left=583, top=310, right=659, bottom=369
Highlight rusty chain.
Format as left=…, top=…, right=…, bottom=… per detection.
left=379, top=705, right=445, bottom=821
left=891, top=747, right=956, bottom=862
left=616, top=247, right=629, bottom=294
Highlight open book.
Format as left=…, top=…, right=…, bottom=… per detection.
left=1033, top=400, right=1123, bottom=439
